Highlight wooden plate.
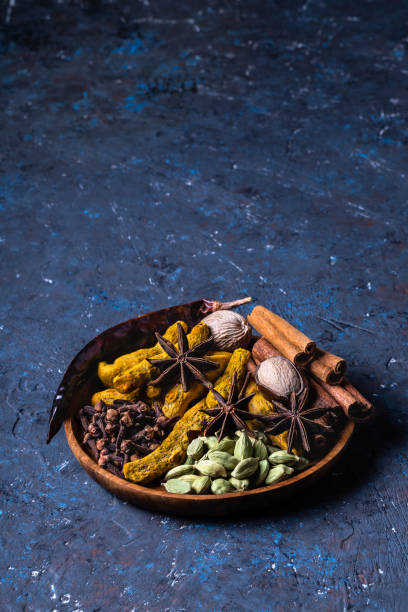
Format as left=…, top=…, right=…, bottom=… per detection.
left=51, top=299, right=355, bottom=517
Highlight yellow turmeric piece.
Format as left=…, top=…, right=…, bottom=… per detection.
left=244, top=379, right=300, bottom=454
left=91, top=388, right=140, bottom=406
left=98, top=320, right=188, bottom=387
left=123, top=400, right=211, bottom=484
left=146, top=384, right=162, bottom=399
left=205, top=348, right=251, bottom=409
left=113, top=359, right=160, bottom=394
left=161, top=351, right=231, bottom=418
left=112, top=322, right=210, bottom=394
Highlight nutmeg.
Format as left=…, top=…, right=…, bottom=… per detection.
left=255, top=356, right=305, bottom=401
left=201, top=310, right=251, bottom=351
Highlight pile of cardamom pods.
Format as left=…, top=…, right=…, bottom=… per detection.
left=162, top=431, right=309, bottom=495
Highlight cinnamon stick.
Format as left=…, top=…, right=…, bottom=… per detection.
left=309, top=380, right=344, bottom=432
left=252, top=337, right=281, bottom=362
left=308, top=349, right=347, bottom=385
left=310, top=374, right=374, bottom=422
left=248, top=306, right=316, bottom=366
left=247, top=358, right=258, bottom=376
left=309, top=378, right=341, bottom=415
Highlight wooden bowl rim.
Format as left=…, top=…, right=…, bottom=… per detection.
left=65, top=415, right=354, bottom=503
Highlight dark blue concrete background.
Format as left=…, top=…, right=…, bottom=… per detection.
left=1, top=0, right=407, bottom=610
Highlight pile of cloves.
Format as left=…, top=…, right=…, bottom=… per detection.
left=79, top=400, right=178, bottom=478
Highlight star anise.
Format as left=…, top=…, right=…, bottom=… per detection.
left=259, top=390, right=331, bottom=454
left=200, top=371, right=260, bottom=440
left=148, top=322, right=219, bottom=392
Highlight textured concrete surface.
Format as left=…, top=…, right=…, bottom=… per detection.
left=1, top=0, right=408, bottom=610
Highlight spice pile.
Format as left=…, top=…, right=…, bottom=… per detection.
left=79, top=400, right=178, bottom=478
left=75, top=299, right=374, bottom=495
left=163, top=431, right=309, bottom=495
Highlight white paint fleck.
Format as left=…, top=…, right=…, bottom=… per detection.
left=31, top=570, right=40, bottom=577
left=60, top=593, right=71, bottom=604
left=5, top=0, right=16, bottom=24
left=367, top=282, right=372, bottom=290
left=43, top=278, right=54, bottom=284
left=229, top=260, right=243, bottom=272
left=50, top=584, right=57, bottom=600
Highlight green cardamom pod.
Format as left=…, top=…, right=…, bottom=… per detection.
left=187, top=438, right=205, bottom=460
left=294, top=456, right=309, bottom=471
left=195, top=460, right=227, bottom=478
left=164, top=464, right=195, bottom=481
left=231, top=457, right=259, bottom=479
left=268, top=451, right=300, bottom=467
left=213, top=438, right=235, bottom=454
left=184, top=456, right=195, bottom=466
left=192, top=475, right=211, bottom=494
left=265, top=464, right=294, bottom=485
left=207, top=450, right=239, bottom=472
left=163, top=479, right=192, bottom=494
left=204, top=436, right=220, bottom=450
left=211, top=478, right=235, bottom=494
left=251, top=459, right=270, bottom=487
left=267, top=445, right=282, bottom=455
left=254, top=431, right=269, bottom=445
left=234, top=432, right=253, bottom=460
left=252, top=439, right=268, bottom=460
left=229, top=477, right=250, bottom=491
left=178, top=474, right=201, bottom=485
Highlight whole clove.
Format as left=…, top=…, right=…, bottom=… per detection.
left=79, top=399, right=179, bottom=478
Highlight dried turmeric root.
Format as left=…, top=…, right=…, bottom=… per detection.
left=91, top=387, right=140, bottom=406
